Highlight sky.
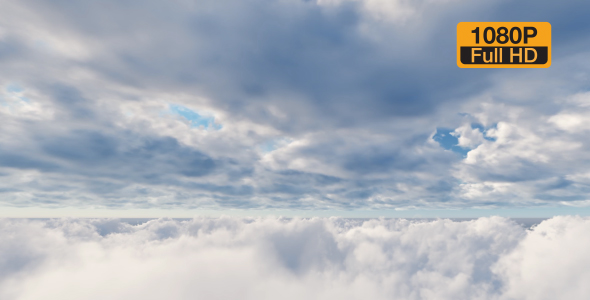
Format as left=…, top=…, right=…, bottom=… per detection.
left=3, top=2, right=590, bottom=299
left=2, top=0, right=590, bottom=217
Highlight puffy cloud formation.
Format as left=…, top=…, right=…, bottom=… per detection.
left=1, top=216, right=589, bottom=299
left=1, top=0, right=590, bottom=210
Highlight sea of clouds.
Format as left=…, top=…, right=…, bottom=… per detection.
left=1, top=216, right=589, bottom=300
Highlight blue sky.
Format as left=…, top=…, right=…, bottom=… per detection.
left=1, top=0, right=590, bottom=217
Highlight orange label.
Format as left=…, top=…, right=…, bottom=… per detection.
left=457, top=22, right=551, bottom=68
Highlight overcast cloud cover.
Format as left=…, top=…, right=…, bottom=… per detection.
left=1, top=217, right=590, bottom=300
left=2, top=0, right=590, bottom=212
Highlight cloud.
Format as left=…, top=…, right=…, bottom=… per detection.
left=1, top=0, right=590, bottom=210
left=0, top=216, right=589, bottom=299
left=451, top=91, right=590, bottom=205
left=494, top=216, right=590, bottom=300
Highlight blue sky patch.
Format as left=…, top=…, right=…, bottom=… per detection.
left=433, top=128, right=469, bottom=156
left=169, top=104, right=222, bottom=130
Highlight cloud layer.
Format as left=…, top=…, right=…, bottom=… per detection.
left=1, top=217, right=589, bottom=300
left=1, top=0, right=590, bottom=210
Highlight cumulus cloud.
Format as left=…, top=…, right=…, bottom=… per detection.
left=451, top=89, right=590, bottom=205
left=0, top=217, right=589, bottom=300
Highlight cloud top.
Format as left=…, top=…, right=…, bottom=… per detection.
left=1, top=216, right=589, bottom=299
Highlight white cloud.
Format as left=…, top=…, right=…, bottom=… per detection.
left=452, top=123, right=485, bottom=149
left=548, top=92, right=590, bottom=132
left=495, top=216, right=590, bottom=300
left=448, top=92, right=590, bottom=205
left=1, top=217, right=589, bottom=300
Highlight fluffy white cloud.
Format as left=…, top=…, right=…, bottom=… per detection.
left=452, top=123, right=485, bottom=149
left=495, top=216, right=590, bottom=300
left=449, top=88, right=590, bottom=205
left=0, top=217, right=589, bottom=300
